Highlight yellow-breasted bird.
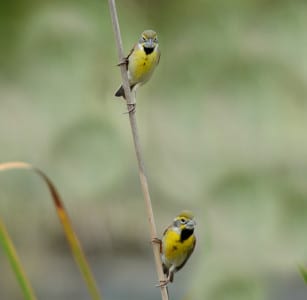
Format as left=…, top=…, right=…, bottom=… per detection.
left=154, top=211, right=196, bottom=287
left=115, top=29, right=160, bottom=98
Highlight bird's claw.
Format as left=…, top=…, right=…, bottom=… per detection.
left=123, top=103, right=136, bottom=114
left=156, top=279, right=169, bottom=288
left=152, top=237, right=162, bottom=245
left=117, top=58, right=128, bottom=66
left=151, top=237, right=162, bottom=253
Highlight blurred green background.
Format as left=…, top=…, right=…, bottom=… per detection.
left=1, top=0, right=307, bottom=299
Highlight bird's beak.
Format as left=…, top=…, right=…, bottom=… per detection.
left=186, top=219, right=196, bottom=229
left=144, top=38, right=155, bottom=48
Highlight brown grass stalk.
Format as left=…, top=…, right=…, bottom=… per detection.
left=107, top=1, right=168, bottom=300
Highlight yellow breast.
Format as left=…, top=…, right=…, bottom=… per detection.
left=128, top=45, right=159, bottom=85
left=162, top=229, right=195, bottom=268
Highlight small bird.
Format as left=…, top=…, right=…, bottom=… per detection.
left=115, top=29, right=160, bottom=99
left=154, top=211, right=196, bottom=287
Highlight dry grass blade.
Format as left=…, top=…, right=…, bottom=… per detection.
left=0, top=161, right=102, bottom=300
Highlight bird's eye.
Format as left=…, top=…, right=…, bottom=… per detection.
left=139, top=36, right=146, bottom=43
left=154, top=38, right=158, bottom=43
left=180, top=218, right=186, bottom=223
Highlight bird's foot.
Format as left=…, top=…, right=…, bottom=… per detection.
left=156, top=279, right=170, bottom=288
left=117, top=58, right=128, bottom=66
left=151, top=237, right=162, bottom=245
left=123, top=103, right=136, bottom=114
left=151, top=237, right=162, bottom=253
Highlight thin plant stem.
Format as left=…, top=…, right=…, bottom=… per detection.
left=0, top=218, right=37, bottom=300
left=107, top=1, right=169, bottom=300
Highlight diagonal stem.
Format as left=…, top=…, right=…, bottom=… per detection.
left=0, top=218, right=37, bottom=300
left=107, top=1, right=168, bottom=300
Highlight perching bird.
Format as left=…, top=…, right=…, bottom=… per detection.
left=115, top=29, right=160, bottom=99
left=154, top=211, right=196, bottom=287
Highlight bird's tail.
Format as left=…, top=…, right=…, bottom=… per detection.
left=162, top=263, right=170, bottom=297
left=162, top=263, right=168, bottom=276
left=115, top=84, right=137, bottom=99
left=115, top=85, right=125, bottom=98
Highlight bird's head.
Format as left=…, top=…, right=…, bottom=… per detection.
left=173, top=210, right=196, bottom=231
left=139, top=30, right=158, bottom=54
